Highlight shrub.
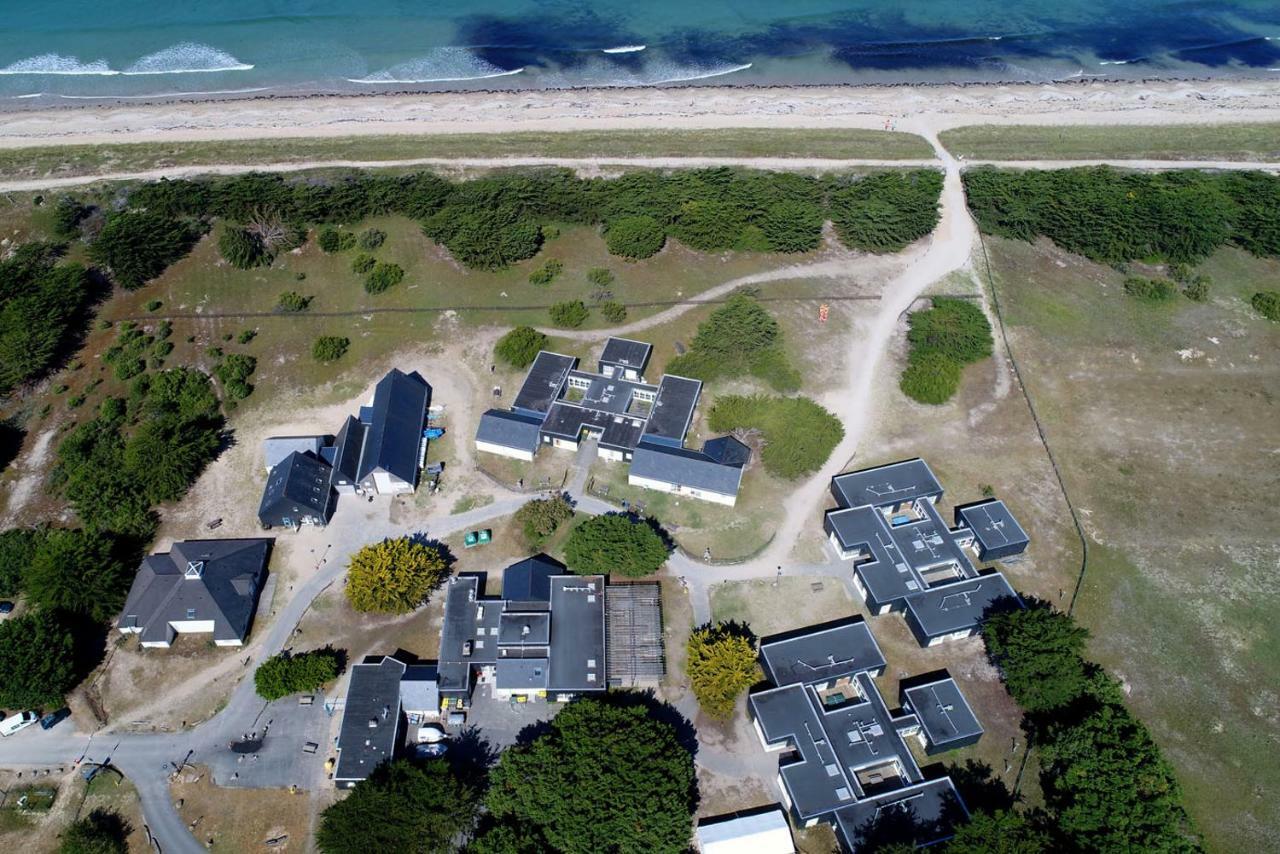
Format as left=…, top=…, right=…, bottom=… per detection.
left=829, top=170, right=943, bottom=252
left=237, top=329, right=256, bottom=344
left=1123, top=276, right=1178, bottom=302
left=214, top=353, right=257, bottom=400
left=495, top=326, right=547, bottom=368
left=900, top=351, right=963, bottom=405
left=254, top=648, right=342, bottom=700
left=153, top=340, right=173, bottom=359
left=144, top=299, right=162, bottom=312
left=708, top=394, right=843, bottom=478
left=687, top=623, right=759, bottom=718
left=549, top=300, right=589, bottom=329
left=364, top=261, right=404, bottom=295
left=317, top=227, right=356, bottom=253
left=90, top=211, right=199, bottom=290
left=600, top=301, right=627, bottom=323
left=514, top=495, right=574, bottom=546
left=358, top=227, right=386, bottom=250
left=1182, top=275, right=1211, bottom=303
left=351, top=253, right=376, bottom=275
left=528, top=258, right=564, bottom=286
left=564, top=514, right=669, bottom=577
left=218, top=225, right=269, bottom=269
left=898, top=297, right=993, bottom=404
left=1251, top=290, right=1280, bottom=321
left=674, top=200, right=745, bottom=251
left=605, top=215, right=666, bottom=259
left=665, top=294, right=798, bottom=392
left=759, top=200, right=824, bottom=252
left=586, top=267, right=614, bottom=287
left=277, top=291, right=312, bottom=312
left=52, top=196, right=89, bottom=239
left=312, top=336, right=350, bottom=362
left=345, top=537, right=451, bottom=613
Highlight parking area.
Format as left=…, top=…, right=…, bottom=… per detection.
left=458, top=682, right=560, bottom=750
left=206, top=695, right=333, bottom=791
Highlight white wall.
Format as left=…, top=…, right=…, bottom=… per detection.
left=629, top=473, right=736, bottom=507
left=476, top=441, right=535, bottom=462
left=552, top=438, right=578, bottom=451
left=927, top=628, right=973, bottom=647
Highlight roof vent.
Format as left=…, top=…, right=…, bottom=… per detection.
left=185, top=560, right=205, bottom=579
left=368, top=718, right=378, bottom=728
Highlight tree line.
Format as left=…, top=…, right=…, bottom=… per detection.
left=964, top=166, right=1280, bottom=264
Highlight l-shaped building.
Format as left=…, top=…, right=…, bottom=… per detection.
left=750, top=620, right=979, bottom=851
left=475, top=337, right=749, bottom=506
left=824, top=458, right=1027, bottom=646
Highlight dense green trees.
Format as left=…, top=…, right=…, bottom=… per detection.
left=686, top=623, right=759, bottom=718
left=707, top=394, right=844, bottom=478
left=218, top=226, right=269, bottom=269
left=941, top=809, right=1052, bottom=854
left=0, top=244, right=93, bottom=394
left=0, top=527, right=41, bottom=596
left=604, top=215, right=666, bottom=259
left=59, top=809, right=130, bottom=854
left=90, top=211, right=199, bottom=290
left=982, top=604, right=1201, bottom=853
left=213, top=353, right=257, bottom=401
left=24, top=528, right=129, bottom=622
left=666, top=295, right=799, bottom=392
left=514, top=496, right=573, bottom=547
left=485, top=697, right=695, bottom=853
left=0, top=610, right=78, bottom=709
left=317, top=759, right=478, bottom=854
left=964, top=167, right=1280, bottom=263
left=494, top=326, right=547, bottom=368
left=900, top=297, right=993, bottom=405
left=563, top=514, right=669, bottom=577
left=829, top=170, right=943, bottom=252
left=345, top=537, right=451, bottom=613
left=254, top=648, right=342, bottom=700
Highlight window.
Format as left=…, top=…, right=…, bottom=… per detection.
left=186, top=608, right=196, bottom=619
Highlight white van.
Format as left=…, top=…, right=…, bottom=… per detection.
left=0, top=711, right=38, bottom=737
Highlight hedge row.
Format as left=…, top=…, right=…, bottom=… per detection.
left=964, top=166, right=1280, bottom=264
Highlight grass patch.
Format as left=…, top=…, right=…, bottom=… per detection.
left=450, top=494, right=493, bottom=514
left=2, top=129, right=935, bottom=182
left=941, top=123, right=1280, bottom=161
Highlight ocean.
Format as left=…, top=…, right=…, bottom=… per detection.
left=1, top=0, right=1278, bottom=102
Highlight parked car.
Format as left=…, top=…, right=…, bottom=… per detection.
left=39, top=708, right=70, bottom=730
left=0, top=711, right=38, bottom=737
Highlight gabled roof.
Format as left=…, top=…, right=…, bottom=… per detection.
left=357, top=369, right=430, bottom=482
left=631, top=443, right=744, bottom=498
left=703, top=435, right=751, bottom=468
left=697, top=808, right=795, bottom=854
left=501, top=555, right=562, bottom=604
left=476, top=409, right=543, bottom=453
left=334, top=656, right=406, bottom=782
left=263, top=435, right=328, bottom=472
left=117, top=539, right=272, bottom=644
left=330, top=415, right=366, bottom=485
left=258, top=451, right=334, bottom=522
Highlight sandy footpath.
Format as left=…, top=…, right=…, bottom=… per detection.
left=0, top=79, right=1278, bottom=148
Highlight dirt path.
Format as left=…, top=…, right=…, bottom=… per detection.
left=0, top=425, right=55, bottom=526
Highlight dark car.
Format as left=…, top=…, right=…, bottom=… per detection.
left=0, top=601, right=14, bottom=615
left=39, top=708, right=70, bottom=730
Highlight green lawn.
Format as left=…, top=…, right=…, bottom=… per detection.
left=940, top=122, right=1280, bottom=161
left=1, top=128, right=935, bottom=181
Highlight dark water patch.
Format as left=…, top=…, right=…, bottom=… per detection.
left=456, top=9, right=641, bottom=71
left=1173, top=36, right=1280, bottom=68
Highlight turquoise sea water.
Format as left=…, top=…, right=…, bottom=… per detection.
left=1, top=1, right=1278, bottom=102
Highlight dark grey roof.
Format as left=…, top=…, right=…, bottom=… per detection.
left=476, top=409, right=543, bottom=453
left=905, top=573, right=1021, bottom=639
left=702, top=435, right=751, bottom=468
left=568, top=371, right=657, bottom=417
left=357, top=369, right=430, bottom=483
left=501, top=555, right=560, bottom=603
left=117, top=539, right=272, bottom=645
left=541, top=402, right=646, bottom=450
left=499, top=611, right=551, bottom=645
left=759, top=620, right=885, bottom=687
left=834, top=778, right=966, bottom=851
left=599, top=337, right=652, bottom=372
left=513, top=352, right=576, bottom=415
left=641, top=374, right=701, bottom=443
left=258, top=451, right=334, bottom=524
left=901, top=677, right=983, bottom=749
left=495, top=658, right=550, bottom=690
left=400, top=664, right=439, bottom=714
left=331, top=415, right=366, bottom=486
left=334, top=656, right=405, bottom=782
left=831, top=458, right=943, bottom=510
left=955, top=500, right=1029, bottom=554
left=263, top=435, right=328, bottom=471
left=547, top=576, right=606, bottom=692
left=630, top=443, right=744, bottom=498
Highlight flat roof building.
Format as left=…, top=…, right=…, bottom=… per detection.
left=333, top=656, right=406, bottom=787
left=476, top=337, right=747, bottom=504
left=900, top=675, right=984, bottom=755
left=824, top=458, right=1027, bottom=646
left=750, top=621, right=974, bottom=851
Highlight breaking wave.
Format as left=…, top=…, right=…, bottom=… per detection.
left=601, top=45, right=646, bottom=54
left=122, top=43, right=254, bottom=75
left=348, top=49, right=523, bottom=83
left=0, top=53, right=116, bottom=75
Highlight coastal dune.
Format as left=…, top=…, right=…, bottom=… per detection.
left=1, top=79, right=1279, bottom=148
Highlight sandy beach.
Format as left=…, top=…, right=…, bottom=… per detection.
left=0, top=78, right=1278, bottom=149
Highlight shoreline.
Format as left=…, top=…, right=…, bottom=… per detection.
left=0, top=78, right=1278, bottom=149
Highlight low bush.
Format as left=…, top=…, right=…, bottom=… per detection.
left=587, top=267, right=614, bottom=287
left=237, top=329, right=256, bottom=344
left=707, top=394, right=843, bottom=478
left=364, top=261, right=404, bottom=295
left=219, top=226, right=269, bottom=269
left=317, top=227, right=356, bottom=253
left=600, top=301, right=627, bottom=323
left=900, top=351, right=962, bottom=404
left=514, top=495, right=574, bottom=546
left=528, top=258, right=563, bottom=286
left=549, top=300, right=589, bottom=329
left=1123, top=276, right=1178, bottom=302
left=899, top=297, right=993, bottom=405
left=277, top=291, right=312, bottom=312
left=1251, top=290, right=1280, bottom=321
left=358, top=227, right=386, bottom=250
left=254, top=648, right=342, bottom=701
left=605, top=215, right=665, bottom=259
left=495, top=326, right=547, bottom=368
left=1182, top=275, right=1211, bottom=302
left=351, top=253, right=376, bottom=275
left=312, top=336, right=350, bottom=362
